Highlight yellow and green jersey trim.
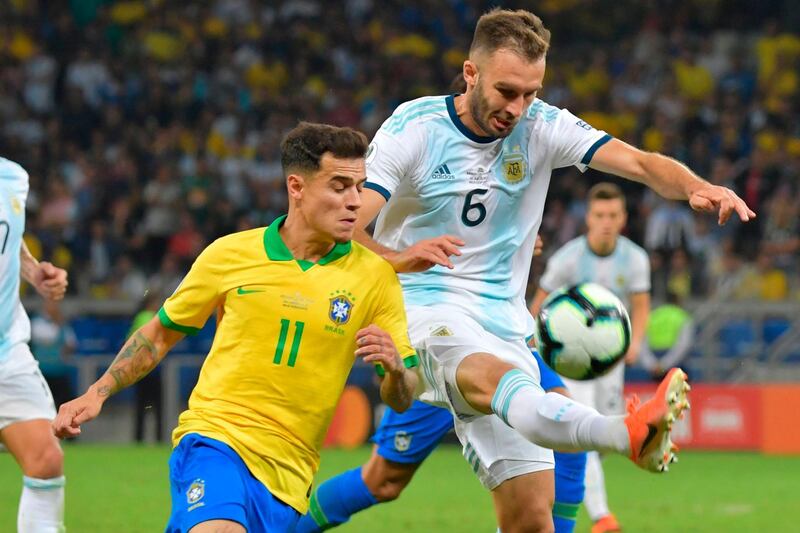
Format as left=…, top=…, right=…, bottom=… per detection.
left=264, top=215, right=351, bottom=271
left=375, top=353, right=419, bottom=377
left=158, top=307, right=200, bottom=336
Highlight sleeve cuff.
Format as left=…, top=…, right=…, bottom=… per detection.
left=364, top=181, right=392, bottom=201
left=374, top=353, right=419, bottom=377
left=580, top=133, right=613, bottom=165
left=158, top=307, right=201, bottom=336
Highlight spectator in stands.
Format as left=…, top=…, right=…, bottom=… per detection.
left=639, top=291, right=694, bottom=381
left=30, top=300, right=77, bottom=409
left=129, top=292, right=164, bottom=443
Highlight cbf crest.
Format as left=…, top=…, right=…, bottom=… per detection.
left=186, top=478, right=205, bottom=505
left=502, top=146, right=527, bottom=184
left=328, top=289, right=356, bottom=325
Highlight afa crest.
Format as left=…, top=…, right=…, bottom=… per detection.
left=328, top=290, right=356, bottom=325
left=186, top=479, right=205, bottom=505
left=11, top=197, right=22, bottom=215
left=502, top=150, right=526, bottom=184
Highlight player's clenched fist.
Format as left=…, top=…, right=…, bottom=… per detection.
left=52, top=389, right=106, bottom=439
left=32, top=262, right=68, bottom=300
left=385, top=235, right=464, bottom=273
left=355, top=324, right=404, bottom=374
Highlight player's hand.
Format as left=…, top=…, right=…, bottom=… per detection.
left=385, top=235, right=465, bottom=273
left=32, top=262, right=68, bottom=300
left=355, top=324, right=404, bottom=375
left=688, top=184, right=756, bottom=225
left=52, top=389, right=105, bottom=439
left=534, top=235, right=544, bottom=257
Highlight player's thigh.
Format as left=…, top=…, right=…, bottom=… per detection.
left=492, top=469, right=555, bottom=533
left=188, top=520, right=246, bottom=533
left=0, top=418, right=64, bottom=478
left=594, top=362, right=625, bottom=415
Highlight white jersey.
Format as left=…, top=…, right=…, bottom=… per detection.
left=539, top=235, right=650, bottom=309
left=0, top=157, right=31, bottom=363
left=366, top=95, right=611, bottom=340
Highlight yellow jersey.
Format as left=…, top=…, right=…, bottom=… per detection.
left=159, top=215, right=417, bottom=513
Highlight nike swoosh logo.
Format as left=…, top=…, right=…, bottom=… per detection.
left=638, top=424, right=659, bottom=458
left=237, top=287, right=265, bottom=295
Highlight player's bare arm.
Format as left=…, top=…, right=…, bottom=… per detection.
left=20, top=239, right=68, bottom=300
left=354, top=188, right=464, bottom=272
left=53, top=315, right=184, bottom=438
left=355, top=324, right=417, bottom=412
left=625, top=291, right=650, bottom=364
left=589, top=138, right=756, bottom=225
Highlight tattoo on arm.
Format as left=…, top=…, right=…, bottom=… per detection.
left=104, top=332, right=160, bottom=395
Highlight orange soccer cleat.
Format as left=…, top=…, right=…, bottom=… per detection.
left=624, top=367, right=690, bottom=473
left=591, top=513, right=622, bottom=533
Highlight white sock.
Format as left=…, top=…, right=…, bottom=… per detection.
left=583, top=451, right=611, bottom=521
left=18, top=476, right=65, bottom=533
left=491, top=369, right=630, bottom=454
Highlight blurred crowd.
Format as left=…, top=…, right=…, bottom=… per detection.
left=1, top=0, right=798, bottom=304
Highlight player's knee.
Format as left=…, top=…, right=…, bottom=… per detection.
left=456, top=353, right=517, bottom=412
left=23, top=442, right=64, bottom=479
left=363, top=457, right=415, bottom=502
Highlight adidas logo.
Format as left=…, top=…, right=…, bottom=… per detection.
left=431, top=163, right=455, bottom=180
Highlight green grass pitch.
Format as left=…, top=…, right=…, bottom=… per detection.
left=2, top=445, right=798, bottom=531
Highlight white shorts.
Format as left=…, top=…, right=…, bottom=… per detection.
left=409, top=305, right=554, bottom=490
left=561, top=361, right=625, bottom=415
left=0, top=343, right=57, bottom=432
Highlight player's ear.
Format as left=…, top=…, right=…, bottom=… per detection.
left=463, top=59, right=478, bottom=88
left=285, top=173, right=305, bottom=200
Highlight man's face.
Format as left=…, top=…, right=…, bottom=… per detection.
left=586, top=198, right=627, bottom=245
left=291, top=153, right=365, bottom=243
left=465, top=49, right=545, bottom=138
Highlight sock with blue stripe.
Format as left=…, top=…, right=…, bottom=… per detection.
left=18, top=475, right=65, bottom=533
left=553, top=451, right=586, bottom=533
left=490, top=369, right=629, bottom=454
left=295, top=467, right=378, bottom=532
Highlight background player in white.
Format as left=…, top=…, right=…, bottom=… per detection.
left=354, top=9, right=749, bottom=532
left=531, top=182, right=651, bottom=533
left=1, top=157, right=69, bottom=532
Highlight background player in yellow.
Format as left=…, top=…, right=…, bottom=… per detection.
left=53, top=122, right=419, bottom=533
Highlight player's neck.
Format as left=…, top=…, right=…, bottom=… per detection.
left=586, top=234, right=618, bottom=257
left=453, top=94, right=492, bottom=138
left=279, top=216, right=335, bottom=263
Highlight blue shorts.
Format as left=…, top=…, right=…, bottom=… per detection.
left=373, top=400, right=454, bottom=463
left=166, top=434, right=300, bottom=533
left=533, top=349, right=567, bottom=391
left=373, top=349, right=565, bottom=464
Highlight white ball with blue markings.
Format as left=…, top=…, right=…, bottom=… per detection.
left=533, top=283, right=631, bottom=380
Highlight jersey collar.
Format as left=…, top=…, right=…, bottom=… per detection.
left=263, top=215, right=352, bottom=271
left=446, top=94, right=497, bottom=144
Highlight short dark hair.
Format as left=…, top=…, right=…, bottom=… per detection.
left=470, top=8, right=551, bottom=62
left=280, top=122, right=369, bottom=176
left=587, top=182, right=626, bottom=208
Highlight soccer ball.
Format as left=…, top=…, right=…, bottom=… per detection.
left=533, top=283, right=631, bottom=380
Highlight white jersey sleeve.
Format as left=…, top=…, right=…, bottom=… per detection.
left=542, top=107, right=612, bottom=171
left=628, top=245, right=651, bottom=293
left=365, top=100, right=433, bottom=200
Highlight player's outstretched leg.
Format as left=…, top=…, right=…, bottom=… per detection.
left=296, top=401, right=453, bottom=532
left=552, top=451, right=586, bottom=533
left=455, top=354, right=690, bottom=472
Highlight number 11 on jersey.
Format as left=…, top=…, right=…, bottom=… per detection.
left=274, top=319, right=304, bottom=367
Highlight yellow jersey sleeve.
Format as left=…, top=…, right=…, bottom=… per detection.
left=371, top=263, right=418, bottom=376
left=159, top=240, right=224, bottom=335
